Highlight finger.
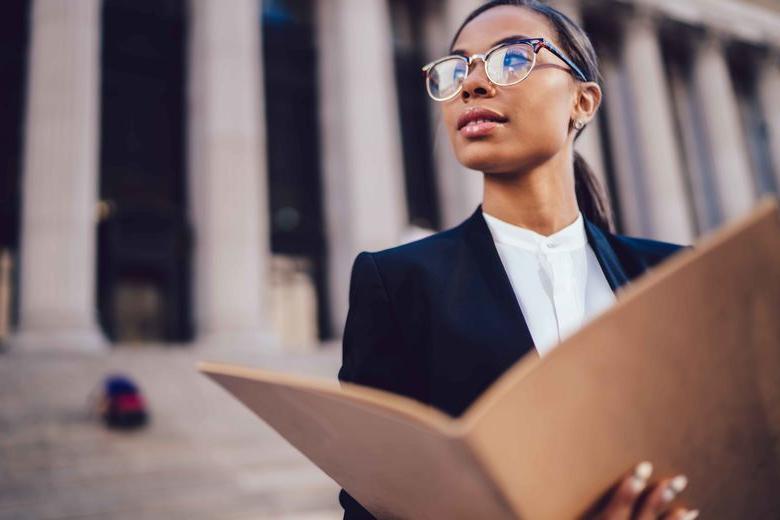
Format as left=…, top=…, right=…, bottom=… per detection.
left=661, top=507, right=700, bottom=520
left=634, top=474, right=689, bottom=520
left=597, top=461, right=653, bottom=520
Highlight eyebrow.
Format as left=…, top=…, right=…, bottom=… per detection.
left=450, top=34, right=532, bottom=56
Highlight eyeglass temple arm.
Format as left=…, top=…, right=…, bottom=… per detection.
left=534, top=39, right=589, bottom=82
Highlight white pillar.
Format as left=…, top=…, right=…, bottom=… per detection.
left=187, top=0, right=275, bottom=348
left=429, top=0, right=484, bottom=230
left=667, top=60, right=719, bottom=234
left=757, top=51, right=780, bottom=192
left=548, top=0, right=612, bottom=212
left=13, top=0, right=105, bottom=353
left=601, top=53, right=647, bottom=236
left=621, top=10, right=695, bottom=243
left=691, top=31, right=756, bottom=222
left=318, top=0, right=408, bottom=335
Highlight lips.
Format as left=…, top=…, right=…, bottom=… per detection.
left=456, top=107, right=509, bottom=131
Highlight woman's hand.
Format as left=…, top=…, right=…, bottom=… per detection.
left=588, top=462, right=699, bottom=520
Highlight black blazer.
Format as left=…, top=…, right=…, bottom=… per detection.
left=337, top=203, right=686, bottom=519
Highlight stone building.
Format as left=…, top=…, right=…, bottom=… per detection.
left=0, top=0, right=778, bottom=352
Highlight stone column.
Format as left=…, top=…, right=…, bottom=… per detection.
left=317, top=0, right=408, bottom=335
left=13, top=0, right=105, bottom=353
left=691, top=30, right=756, bottom=222
left=549, top=0, right=612, bottom=210
left=187, top=0, right=275, bottom=348
left=601, top=53, right=647, bottom=236
left=621, top=9, right=695, bottom=243
left=757, top=51, right=780, bottom=192
left=667, top=59, right=720, bottom=234
left=430, top=0, right=484, bottom=230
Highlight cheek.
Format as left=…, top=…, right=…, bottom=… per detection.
left=507, top=88, right=571, bottom=151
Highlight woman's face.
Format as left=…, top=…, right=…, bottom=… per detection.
left=442, top=6, right=584, bottom=174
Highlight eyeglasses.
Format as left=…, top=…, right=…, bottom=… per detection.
left=421, top=37, right=588, bottom=102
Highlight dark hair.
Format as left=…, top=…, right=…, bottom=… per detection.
left=451, top=0, right=614, bottom=231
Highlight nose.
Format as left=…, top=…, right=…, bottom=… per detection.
left=460, top=57, right=496, bottom=100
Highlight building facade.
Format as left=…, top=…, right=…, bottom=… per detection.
left=1, top=0, right=778, bottom=351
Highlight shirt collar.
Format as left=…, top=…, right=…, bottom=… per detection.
left=481, top=209, right=588, bottom=252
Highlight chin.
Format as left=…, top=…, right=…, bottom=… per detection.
left=454, top=141, right=515, bottom=173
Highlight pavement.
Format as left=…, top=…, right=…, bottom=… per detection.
left=0, top=341, right=345, bottom=519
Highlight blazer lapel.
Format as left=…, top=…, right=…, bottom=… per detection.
left=459, top=205, right=632, bottom=348
left=461, top=204, right=537, bottom=355
left=583, top=217, right=631, bottom=292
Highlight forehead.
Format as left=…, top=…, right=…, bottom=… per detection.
left=452, top=5, right=557, bottom=54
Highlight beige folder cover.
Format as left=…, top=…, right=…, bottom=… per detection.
left=199, top=198, right=780, bottom=519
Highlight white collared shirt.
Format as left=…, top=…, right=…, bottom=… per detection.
left=482, top=210, right=616, bottom=357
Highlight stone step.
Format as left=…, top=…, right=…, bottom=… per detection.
left=0, top=343, right=345, bottom=518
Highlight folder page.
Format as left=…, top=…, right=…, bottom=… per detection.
left=198, top=362, right=518, bottom=519
left=459, top=198, right=780, bottom=519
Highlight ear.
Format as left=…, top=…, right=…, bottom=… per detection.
left=571, top=81, right=602, bottom=124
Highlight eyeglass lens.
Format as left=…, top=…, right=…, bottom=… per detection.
left=427, top=43, right=535, bottom=101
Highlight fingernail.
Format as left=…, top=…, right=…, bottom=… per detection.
left=630, top=461, right=653, bottom=492
left=680, top=509, right=700, bottom=520
left=661, top=474, right=688, bottom=502
left=634, top=461, right=653, bottom=480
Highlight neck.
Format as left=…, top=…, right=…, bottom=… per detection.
left=481, top=146, right=579, bottom=237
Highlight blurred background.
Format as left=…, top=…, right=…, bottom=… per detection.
left=0, top=0, right=778, bottom=518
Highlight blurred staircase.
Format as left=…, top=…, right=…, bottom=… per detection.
left=0, top=342, right=343, bottom=519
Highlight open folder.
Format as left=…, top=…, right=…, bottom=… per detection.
left=198, top=198, right=780, bottom=520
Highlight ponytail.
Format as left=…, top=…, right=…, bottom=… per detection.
left=573, top=151, right=614, bottom=232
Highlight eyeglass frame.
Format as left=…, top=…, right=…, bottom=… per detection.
left=421, top=37, right=589, bottom=101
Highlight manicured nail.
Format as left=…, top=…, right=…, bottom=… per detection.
left=680, top=509, right=700, bottom=520
left=661, top=474, right=688, bottom=502
left=630, top=461, right=653, bottom=492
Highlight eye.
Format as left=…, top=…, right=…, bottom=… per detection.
left=503, top=48, right=531, bottom=70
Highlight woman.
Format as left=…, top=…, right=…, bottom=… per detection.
left=338, top=1, right=697, bottom=518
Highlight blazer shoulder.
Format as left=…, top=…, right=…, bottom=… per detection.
left=362, top=223, right=465, bottom=275
left=608, top=232, right=691, bottom=270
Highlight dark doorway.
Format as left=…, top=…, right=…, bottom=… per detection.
left=390, top=0, right=441, bottom=231
left=0, top=0, right=31, bottom=335
left=728, top=42, right=778, bottom=196
left=262, top=0, right=331, bottom=339
left=98, top=0, right=192, bottom=343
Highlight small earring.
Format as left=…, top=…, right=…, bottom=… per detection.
left=573, top=119, right=585, bottom=130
